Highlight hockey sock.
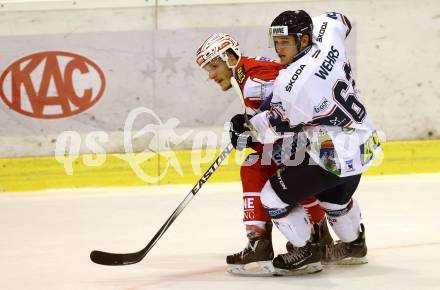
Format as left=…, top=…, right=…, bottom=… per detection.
left=319, top=199, right=361, bottom=243
left=299, top=197, right=325, bottom=224
left=243, top=192, right=271, bottom=223
left=245, top=223, right=267, bottom=240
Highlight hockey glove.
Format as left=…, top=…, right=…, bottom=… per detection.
left=229, top=114, right=257, bottom=151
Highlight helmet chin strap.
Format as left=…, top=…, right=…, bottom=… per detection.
left=290, top=34, right=312, bottom=64
left=296, top=37, right=302, bottom=52
left=220, top=50, right=240, bottom=69
left=294, top=33, right=304, bottom=53
left=231, top=65, right=238, bottom=79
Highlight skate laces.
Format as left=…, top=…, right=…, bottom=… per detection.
left=324, top=241, right=349, bottom=260
left=281, top=244, right=310, bottom=264
left=233, top=240, right=259, bottom=259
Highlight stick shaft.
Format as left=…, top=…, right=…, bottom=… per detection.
left=90, top=143, right=234, bottom=266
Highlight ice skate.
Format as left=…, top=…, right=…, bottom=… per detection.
left=286, top=218, right=334, bottom=264
left=226, top=222, right=275, bottom=276
left=322, top=223, right=368, bottom=265
left=274, top=230, right=322, bottom=276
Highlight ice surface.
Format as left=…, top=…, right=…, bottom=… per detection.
left=1, top=173, right=439, bottom=290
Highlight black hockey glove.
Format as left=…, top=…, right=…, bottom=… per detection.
left=229, top=114, right=257, bottom=151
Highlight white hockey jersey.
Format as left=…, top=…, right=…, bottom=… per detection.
left=251, top=12, right=381, bottom=177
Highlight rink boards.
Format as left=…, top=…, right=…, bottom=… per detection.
left=1, top=139, right=439, bottom=192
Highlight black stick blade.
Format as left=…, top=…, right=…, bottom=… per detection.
left=90, top=250, right=142, bottom=266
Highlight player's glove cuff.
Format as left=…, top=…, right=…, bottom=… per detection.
left=230, top=131, right=256, bottom=151
left=229, top=114, right=259, bottom=150
left=230, top=114, right=253, bottom=134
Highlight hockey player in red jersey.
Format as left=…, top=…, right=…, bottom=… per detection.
left=196, top=33, right=330, bottom=276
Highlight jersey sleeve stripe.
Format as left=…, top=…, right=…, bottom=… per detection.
left=246, top=96, right=263, bottom=100
left=339, top=14, right=352, bottom=37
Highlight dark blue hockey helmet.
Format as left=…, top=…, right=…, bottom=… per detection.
left=269, top=10, right=313, bottom=41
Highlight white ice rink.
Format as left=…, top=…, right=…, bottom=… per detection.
left=1, top=173, right=440, bottom=290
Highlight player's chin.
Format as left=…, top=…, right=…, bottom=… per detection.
left=220, top=81, right=231, bottom=91
left=279, top=56, right=289, bottom=65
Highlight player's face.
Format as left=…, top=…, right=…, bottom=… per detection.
left=273, top=35, right=298, bottom=65
left=204, top=57, right=232, bottom=91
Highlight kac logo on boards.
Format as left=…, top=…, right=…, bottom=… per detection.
left=0, top=51, right=105, bottom=119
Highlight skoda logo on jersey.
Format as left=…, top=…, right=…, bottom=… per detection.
left=316, top=22, right=328, bottom=42
left=285, top=64, right=306, bottom=92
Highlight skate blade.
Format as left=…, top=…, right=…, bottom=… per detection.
left=323, top=256, right=368, bottom=265
left=274, top=262, right=323, bottom=276
left=227, top=261, right=275, bottom=277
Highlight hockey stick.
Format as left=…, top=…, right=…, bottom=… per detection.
left=90, top=143, right=234, bottom=266
left=230, top=77, right=255, bottom=130
left=90, top=77, right=246, bottom=266
left=230, top=76, right=263, bottom=147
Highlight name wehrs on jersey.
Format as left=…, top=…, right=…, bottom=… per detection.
left=315, top=46, right=340, bottom=80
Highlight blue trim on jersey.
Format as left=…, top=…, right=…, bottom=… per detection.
left=292, top=45, right=312, bottom=62
left=325, top=200, right=353, bottom=217
left=344, top=15, right=352, bottom=37
left=258, top=93, right=273, bottom=111
left=268, top=206, right=292, bottom=219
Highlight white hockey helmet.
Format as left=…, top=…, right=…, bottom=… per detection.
left=196, top=33, right=241, bottom=69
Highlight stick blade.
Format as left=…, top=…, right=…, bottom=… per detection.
left=90, top=250, right=142, bottom=266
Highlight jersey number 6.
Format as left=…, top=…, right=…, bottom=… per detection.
left=332, top=63, right=366, bottom=123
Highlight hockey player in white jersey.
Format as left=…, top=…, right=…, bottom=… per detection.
left=196, top=33, right=331, bottom=276
left=236, top=10, right=382, bottom=274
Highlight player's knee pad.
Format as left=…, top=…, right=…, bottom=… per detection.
left=273, top=205, right=311, bottom=247
left=319, top=198, right=361, bottom=242
left=260, top=180, right=291, bottom=218
left=261, top=181, right=311, bottom=247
